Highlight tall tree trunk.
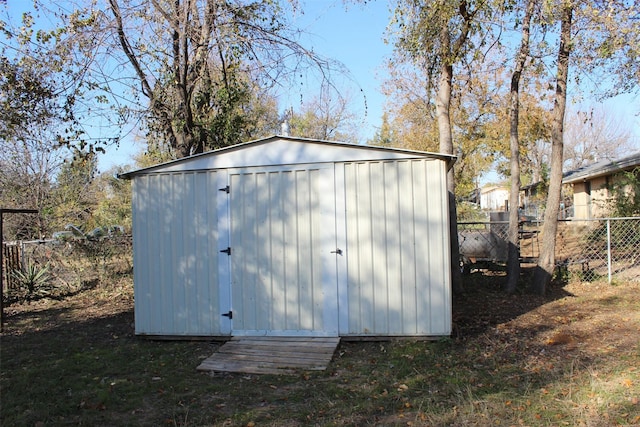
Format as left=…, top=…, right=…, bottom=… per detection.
left=531, top=3, right=572, bottom=295
left=505, top=0, right=536, bottom=294
left=436, top=56, right=464, bottom=295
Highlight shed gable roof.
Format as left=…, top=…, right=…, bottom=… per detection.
left=562, top=152, right=640, bottom=184
left=119, top=135, right=455, bottom=179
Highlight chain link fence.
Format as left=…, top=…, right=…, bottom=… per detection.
left=556, top=218, right=640, bottom=282
left=3, top=217, right=639, bottom=303
left=459, top=216, right=640, bottom=283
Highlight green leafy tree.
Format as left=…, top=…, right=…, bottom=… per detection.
left=93, top=166, right=133, bottom=231
left=286, top=90, right=359, bottom=142
left=1, top=4, right=120, bottom=156
left=0, top=4, right=119, bottom=239
left=505, top=0, right=537, bottom=294
left=532, top=0, right=640, bottom=294
left=368, top=112, right=398, bottom=147
left=390, top=0, right=500, bottom=293
left=41, top=0, right=339, bottom=158
left=0, top=139, right=60, bottom=239
left=607, top=168, right=640, bottom=218
left=51, top=150, right=99, bottom=231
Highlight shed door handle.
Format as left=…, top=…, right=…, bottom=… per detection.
left=331, top=248, right=343, bottom=255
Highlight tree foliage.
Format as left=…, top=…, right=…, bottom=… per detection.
left=368, top=112, right=398, bottom=147
left=40, top=0, right=338, bottom=158
left=286, top=89, right=359, bottom=142
left=0, top=4, right=121, bottom=156
left=52, top=150, right=99, bottom=228
left=607, top=168, right=640, bottom=218
left=389, top=0, right=498, bottom=295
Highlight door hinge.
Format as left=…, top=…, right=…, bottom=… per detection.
left=220, top=247, right=231, bottom=255
left=219, top=185, right=230, bottom=194
left=221, top=310, right=233, bottom=319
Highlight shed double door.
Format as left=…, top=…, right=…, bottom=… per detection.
left=224, top=165, right=339, bottom=336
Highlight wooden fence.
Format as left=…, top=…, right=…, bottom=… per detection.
left=2, top=242, right=22, bottom=291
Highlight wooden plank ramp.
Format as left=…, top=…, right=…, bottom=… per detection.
left=197, top=336, right=341, bottom=375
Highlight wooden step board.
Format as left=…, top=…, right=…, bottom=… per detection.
left=197, top=336, right=341, bottom=375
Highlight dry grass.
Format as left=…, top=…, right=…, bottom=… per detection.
left=1, top=272, right=639, bottom=426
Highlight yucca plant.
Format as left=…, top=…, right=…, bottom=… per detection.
left=11, top=263, right=51, bottom=296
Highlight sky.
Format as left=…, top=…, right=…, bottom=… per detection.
left=97, top=0, right=395, bottom=172
left=3, top=0, right=639, bottom=176
left=287, top=0, right=393, bottom=139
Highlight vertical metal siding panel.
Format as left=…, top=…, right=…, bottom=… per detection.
left=229, top=173, right=242, bottom=329
left=344, top=164, right=360, bottom=333
left=296, top=170, right=313, bottom=330
left=365, top=163, right=378, bottom=333
left=216, top=170, right=232, bottom=335
left=319, top=166, right=339, bottom=335
left=180, top=174, right=192, bottom=332
left=255, top=172, right=271, bottom=330
left=269, top=171, right=286, bottom=331
left=169, top=174, right=183, bottom=333
left=422, top=160, right=438, bottom=333
left=208, top=170, right=222, bottom=334
left=149, top=175, right=164, bottom=334
left=307, top=169, right=322, bottom=330
left=155, top=174, right=172, bottom=333
left=183, top=172, right=198, bottom=334
left=383, top=161, right=403, bottom=333
left=356, top=163, right=374, bottom=333
left=242, top=172, right=258, bottom=330
left=398, top=161, right=418, bottom=334
left=132, top=176, right=151, bottom=334
left=411, top=160, right=431, bottom=334
left=334, top=164, right=349, bottom=334
left=370, top=162, right=389, bottom=333
left=194, top=172, right=206, bottom=333
left=427, top=160, right=451, bottom=334
left=194, top=171, right=216, bottom=334
left=243, top=172, right=254, bottom=330
left=264, top=172, right=276, bottom=329
left=282, top=171, right=299, bottom=329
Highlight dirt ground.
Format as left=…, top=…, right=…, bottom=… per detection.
left=455, top=269, right=640, bottom=348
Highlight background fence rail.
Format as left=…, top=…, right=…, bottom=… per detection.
left=556, top=218, right=640, bottom=283
left=2, top=218, right=639, bottom=301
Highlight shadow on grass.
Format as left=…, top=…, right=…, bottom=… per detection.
left=452, top=266, right=574, bottom=339
left=1, top=297, right=224, bottom=426
left=2, top=278, right=638, bottom=426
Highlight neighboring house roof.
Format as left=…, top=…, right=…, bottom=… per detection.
left=562, top=152, right=640, bottom=185
left=119, top=135, right=456, bottom=179
left=481, top=185, right=508, bottom=194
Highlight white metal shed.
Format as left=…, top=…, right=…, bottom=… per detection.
left=120, top=136, right=455, bottom=338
